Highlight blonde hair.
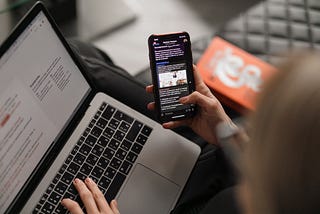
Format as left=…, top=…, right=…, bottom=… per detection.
left=244, top=53, right=320, bottom=214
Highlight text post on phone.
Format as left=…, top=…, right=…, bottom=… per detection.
left=153, top=36, right=193, bottom=118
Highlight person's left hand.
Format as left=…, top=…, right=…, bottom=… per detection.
left=61, top=178, right=120, bottom=214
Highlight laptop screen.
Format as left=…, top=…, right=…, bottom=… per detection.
left=0, top=11, right=91, bottom=211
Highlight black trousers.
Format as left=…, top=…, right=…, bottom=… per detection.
left=68, top=39, right=240, bottom=214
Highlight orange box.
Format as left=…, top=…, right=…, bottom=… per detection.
left=197, top=37, right=277, bottom=114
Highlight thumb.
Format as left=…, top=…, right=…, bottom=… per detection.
left=180, top=91, right=216, bottom=109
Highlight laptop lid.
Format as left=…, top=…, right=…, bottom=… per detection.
left=0, top=2, right=96, bottom=213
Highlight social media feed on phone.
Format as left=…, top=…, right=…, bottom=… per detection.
left=151, top=34, right=195, bottom=120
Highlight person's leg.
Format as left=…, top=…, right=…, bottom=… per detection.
left=68, top=39, right=207, bottom=146
left=68, top=40, right=235, bottom=214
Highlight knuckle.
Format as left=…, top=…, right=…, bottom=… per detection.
left=79, top=190, right=92, bottom=200
left=92, top=191, right=104, bottom=200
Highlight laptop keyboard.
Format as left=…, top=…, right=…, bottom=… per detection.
left=33, top=102, right=153, bottom=214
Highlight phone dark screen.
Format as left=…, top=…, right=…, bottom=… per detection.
left=149, top=32, right=195, bottom=122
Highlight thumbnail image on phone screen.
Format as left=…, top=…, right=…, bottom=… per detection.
left=148, top=32, right=196, bottom=122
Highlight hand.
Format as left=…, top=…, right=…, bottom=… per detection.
left=146, top=65, right=232, bottom=145
left=61, top=178, right=120, bottom=214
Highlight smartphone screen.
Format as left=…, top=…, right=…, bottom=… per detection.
left=148, top=32, right=196, bottom=122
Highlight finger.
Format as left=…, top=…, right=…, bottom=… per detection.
left=84, top=178, right=113, bottom=213
left=162, top=120, right=189, bottom=129
left=192, top=65, right=205, bottom=86
left=73, top=178, right=99, bottom=213
left=180, top=91, right=218, bottom=109
left=147, top=102, right=155, bottom=110
left=110, top=200, right=120, bottom=214
left=61, top=198, right=84, bottom=214
left=192, top=65, right=214, bottom=98
left=145, top=85, right=154, bottom=94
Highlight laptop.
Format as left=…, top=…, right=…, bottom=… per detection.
left=0, top=2, right=200, bottom=214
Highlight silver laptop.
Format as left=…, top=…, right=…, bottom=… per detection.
left=0, top=3, right=200, bottom=214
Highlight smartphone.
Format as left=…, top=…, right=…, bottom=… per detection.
left=148, top=32, right=196, bottom=123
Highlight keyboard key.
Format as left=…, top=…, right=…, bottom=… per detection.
left=91, top=144, right=104, bottom=157
left=70, top=146, right=79, bottom=155
left=68, top=183, right=77, bottom=194
left=119, top=121, right=130, bottom=133
left=121, top=139, right=132, bottom=151
left=114, top=111, right=134, bottom=124
left=88, top=119, right=96, bottom=128
left=67, top=162, right=80, bottom=175
left=105, top=172, right=126, bottom=203
left=132, top=143, right=143, bottom=154
left=113, top=130, right=125, bottom=142
left=91, top=176, right=99, bottom=184
left=74, top=195, right=84, bottom=208
left=86, top=154, right=99, bottom=166
left=39, top=194, right=47, bottom=205
left=65, top=155, right=73, bottom=164
left=74, top=153, right=86, bottom=165
left=126, top=121, right=143, bottom=141
left=102, top=105, right=116, bottom=120
left=109, top=139, right=120, bottom=150
left=136, top=134, right=147, bottom=145
left=109, top=119, right=120, bottom=130
left=141, top=125, right=152, bottom=136
left=115, top=148, right=127, bottom=160
left=97, top=156, right=110, bottom=168
left=41, top=202, right=55, bottom=214
left=91, top=166, right=104, bottom=178
left=98, top=176, right=111, bottom=189
left=119, top=161, right=133, bottom=175
left=103, top=127, right=115, bottom=139
left=85, top=135, right=97, bottom=147
left=46, top=183, right=55, bottom=195
left=64, top=191, right=76, bottom=200
left=55, top=182, right=68, bottom=195
left=110, top=157, right=122, bottom=170
left=80, top=163, right=93, bottom=175
left=75, top=172, right=87, bottom=181
left=103, top=148, right=115, bottom=160
left=93, top=111, right=101, bottom=120
left=96, top=117, right=108, bottom=129
left=59, top=164, right=67, bottom=174
left=48, top=191, right=62, bottom=204
left=52, top=174, right=61, bottom=184
left=83, top=128, right=90, bottom=137
left=34, top=204, right=42, bottom=213
left=77, top=136, right=85, bottom=146
left=55, top=204, right=67, bottom=214
left=91, top=126, right=103, bottom=138
left=126, top=152, right=138, bottom=163
left=98, top=135, right=109, bottom=147
left=79, top=144, right=91, bottom=156
left=99, top=102, right=107, bottom=111
left=105, top=167, right=116, bottom=179
left=61, top=172, right=74, bottom=184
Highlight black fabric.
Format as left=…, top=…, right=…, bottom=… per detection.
left=172, top=147, right=237, bottom=214
left=200, top=187, right=240, bottom=214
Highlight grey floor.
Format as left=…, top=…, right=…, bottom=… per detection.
left=0, top=0, right=261, bottom=76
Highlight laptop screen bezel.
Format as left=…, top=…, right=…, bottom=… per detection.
left=0, top=2, right=98, bottom=213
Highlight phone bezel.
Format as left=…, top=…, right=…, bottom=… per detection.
left=148, top=32, right=196, bottom=123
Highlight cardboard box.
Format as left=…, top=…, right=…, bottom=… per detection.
left=197, top=37, right=277, bottom=114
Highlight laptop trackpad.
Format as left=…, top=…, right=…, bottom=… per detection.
left=117, top=164, right=180, bottom=214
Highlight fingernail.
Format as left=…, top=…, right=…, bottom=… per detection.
left=85, top=177, right=92, bottom=184
left=74, top=178, right=80, bottom=184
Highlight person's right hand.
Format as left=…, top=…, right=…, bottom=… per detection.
left=146, top=65, right=233, bottom=145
